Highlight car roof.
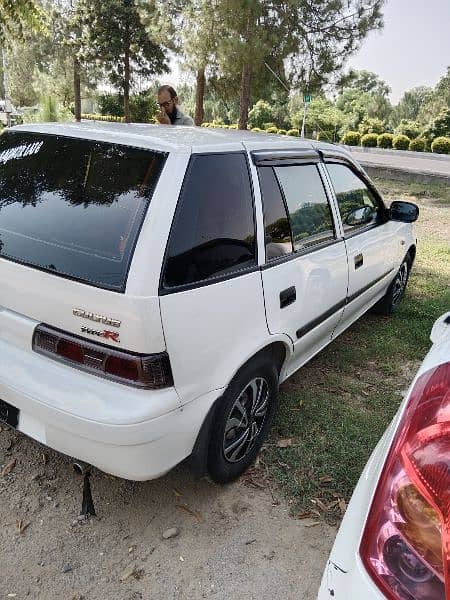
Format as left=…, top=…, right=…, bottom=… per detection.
left=10, top=121, right=353, bottom=160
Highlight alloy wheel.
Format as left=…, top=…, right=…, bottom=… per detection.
left=223, top=377, right=269, bottom=463
left=392, top=262, right=409, bottom=307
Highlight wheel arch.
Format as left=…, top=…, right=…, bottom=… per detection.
left=188, top=338, right=291, bottom=477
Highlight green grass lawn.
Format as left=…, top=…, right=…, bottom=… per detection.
left=260, top=176, right=450, bottom=523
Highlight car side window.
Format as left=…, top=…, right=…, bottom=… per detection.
left=258, top=166, right=293, bottom=261
left=326, top=163, right=382, bottom=234
left=163, top=153, right=256, bottom=288
left=274, top=164, right=336, bottom=251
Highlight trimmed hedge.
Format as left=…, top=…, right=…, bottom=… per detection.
left=409, top=138, right=426, bottom=152
left=431, top=136, right=450, bottom=154
left=393, top=134, right=410, bottom=150
left=251, top=127, right=263, bottom=132
left=341, top=131, right=361, bottom=146
left=361, top=133, right=378, bottom=147
left=377, top=133, right=394, bottom=149
left=278, top=129, right=287, bottom=135
left=287, top=129, right=299, bottom=137
left=266, top=126, right=278, bottom=134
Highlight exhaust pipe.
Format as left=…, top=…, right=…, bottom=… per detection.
left=73, top=460, right=91, bottom=476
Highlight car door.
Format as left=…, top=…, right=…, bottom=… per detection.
left=253, top=151, right=348, bottom=377
left=159, top=152, right=269, bottom=404
left=323, top=160, right=399, bottom=337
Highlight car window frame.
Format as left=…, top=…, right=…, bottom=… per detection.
left=159, top=150, right=259, bottom=295
left=322, top=158, right=388, bottom=240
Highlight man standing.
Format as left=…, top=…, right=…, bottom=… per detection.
left=156, top=85, right=194, bottom=126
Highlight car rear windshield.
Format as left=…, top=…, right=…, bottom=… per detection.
left=0, top=130, right=166, bottom=291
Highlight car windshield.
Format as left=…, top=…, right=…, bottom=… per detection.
left=0, top=130, right=166, bottom=291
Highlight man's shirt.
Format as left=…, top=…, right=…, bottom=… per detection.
left=172, top=107, right=194, bottom=126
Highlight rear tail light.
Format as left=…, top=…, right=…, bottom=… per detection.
left=360, top=362, right=450, bottom=600
left=33, top=324, right=173, bottom=389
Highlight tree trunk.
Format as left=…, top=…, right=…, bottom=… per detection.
left=194, top=66, right=206, bottom=126
left=238, top=62, right=252, bottom=130
left=73, top=56, right=81, bottom=122
left=123, top=41, right=131, bottom=123
left=0, top=48, right=5, bottom=99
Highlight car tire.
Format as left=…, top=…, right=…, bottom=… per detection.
left=373, top=255, right=412, bottom=316
left=207, top=354, right=279, bottom=484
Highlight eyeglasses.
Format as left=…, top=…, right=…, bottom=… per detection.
left=158, top=100, right=174, bottom=108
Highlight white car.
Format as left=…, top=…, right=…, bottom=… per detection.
left=319, top=311, right=450, bottom=600
left=0, top=122, right=418, bottom=483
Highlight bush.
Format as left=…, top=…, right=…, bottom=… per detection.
left=98, top=93, right=123, bottom=117
left=393, top=134, right=410, bottom=150
left=229, top=124, right=238, bottom=129
left=277, top=129, right=287, bottom=135
left=377, top=133, right=394, bottom=148
left=263, top=122, right=277, bottom=130
left=431, top=136, right=450, bottom=154
left=409, top=138, right=426, bottom=152
left=251, top=127, right=263, bottom=132
left=341, top=131, right=361, bottom=146
left=424, top=109, right=450, bottom=139
left=248, top=100, right=275, bottom=130
left=395, top=119, right=422, bottom=140
left=359, top=117, right=385, bottom=135
left=361, top=133, right=378, bottom=147
left=287, top=129, right=299, bottom=137
left=201, top=122, right=210, bottom=127
left=266, top=126, right=278, bottom=134
left=317, top=130, right=333, bottom=142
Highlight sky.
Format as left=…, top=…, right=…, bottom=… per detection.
left=346, top=0, right=450, bottom=102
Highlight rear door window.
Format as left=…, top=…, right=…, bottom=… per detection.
left=258, top=166, right=293, bottom=260
left=0, top=131, right=166, bottom=291
left=274, top=164, right=336, bottom=251
left=163, top=153, right=256, bottom=288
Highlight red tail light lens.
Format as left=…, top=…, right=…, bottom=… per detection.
left=360, top=362, right=450, bottom=600
left=33, top=324, right=173, bottom=389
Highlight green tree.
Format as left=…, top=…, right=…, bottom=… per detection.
left=390, top=86, right=431, bottom=126
left=335, top=69, right=391, bottom=127
left=291, top=96, right=348, bottom=141
left=215, top=1, right=384, bottom=130
left=77, top=0, right=168, bottom=122
left=0, top=0, right=44, bottom=42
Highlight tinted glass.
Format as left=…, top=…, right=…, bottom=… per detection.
left=274, top=165, right=335, bottom=250
left=326, top=163, right=381, bottom=233
left=164, top=153, right=256, bottom=288
left=0, top=131, right=166, bottom=291
left=258, top=167, right=293, bottom=260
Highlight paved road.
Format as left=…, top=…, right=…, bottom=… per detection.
left=344, top=147, right=450, bottom=177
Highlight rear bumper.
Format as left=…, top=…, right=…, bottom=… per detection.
left=0, top=338, right=221, bottom=480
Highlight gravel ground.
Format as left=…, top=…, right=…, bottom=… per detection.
left=0, top=426, right=336, bottom=600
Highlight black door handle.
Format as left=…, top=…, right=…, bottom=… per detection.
left=354, top=253, right=363, bottom=269
left=280, top=286, right=296, bottom=308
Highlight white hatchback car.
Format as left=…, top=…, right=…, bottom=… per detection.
left=319, top=312, right=450, bottom=600
left=0, top=122, right=418, bottom=483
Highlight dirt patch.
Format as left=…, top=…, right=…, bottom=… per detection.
left=0, top=428, right=335, bottom=600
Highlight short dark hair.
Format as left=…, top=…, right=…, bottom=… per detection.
left=157, top=85, right=177, bottom=99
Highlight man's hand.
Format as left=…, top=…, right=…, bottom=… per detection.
left=156, top=107, right=171, bottom=125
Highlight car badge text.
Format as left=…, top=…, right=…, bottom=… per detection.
left=73, top=308, right=121, bottom=328
left=81, top=326, right=120, bottom=343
